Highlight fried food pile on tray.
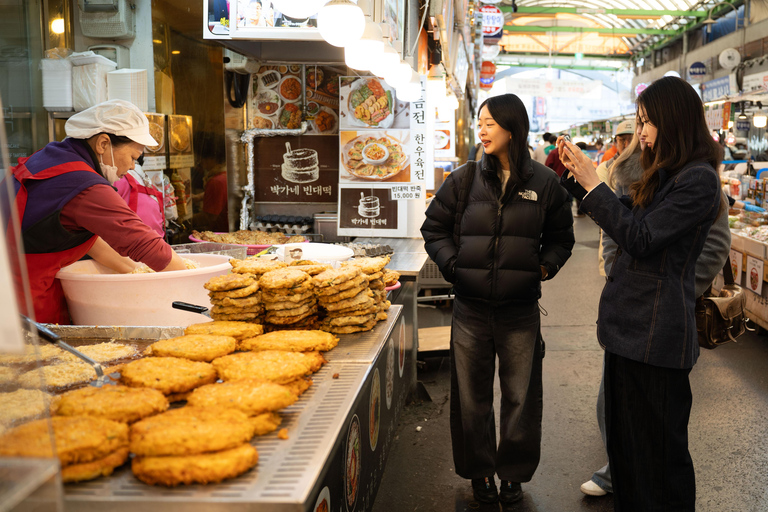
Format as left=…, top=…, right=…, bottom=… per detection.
left=0, top=389, right=56, bottom=428
left=260, top=267, right=320, bottom=330
left=204, top=273, right=264, bottom=323
left=0, top=416, right=130, bottom=483
left=192, top=229, right=306, bottom=246
left=120, top=357, right=217, bottom=401
left=146, top=334, right=237, bottom=362
left=54, top=385, right=169, bottom=424
left=312, top=264, right=376, bottom=334
left=187, top=379, right=298, bottom=416
left=335, top=256, right=393, bottom=330
left=130, top=406, right=261, bottom=486
left=238, top=330, right=339, bottom=353
left=212, top=350, right=326, bottom=385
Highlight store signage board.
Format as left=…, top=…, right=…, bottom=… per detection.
left=206, top=0, right=326, bottom=40
left=743, top=70, right=768, bottom=93
left=736, top=119, right=751, bottom=132
left=450, top=32, right=470, bottom=93
left=506, top=78, right=602, bottom=99
left=702, top=76, right=731, bottom=102
left=747, top=255, right=764, bottom=295
left=481, top=5, right=503, bottom=37
left=688, top=61, right=707, bottom=79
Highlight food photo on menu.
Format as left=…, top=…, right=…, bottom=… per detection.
left=339, top=130, right=410, bottom=182
left=339, top=77, right=410, bottom=130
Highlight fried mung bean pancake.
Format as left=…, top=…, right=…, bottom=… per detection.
left=323, top=289, right=375, bottom=311
left=185, top=320, right=264, bottom=340
left=324, top=314, right=377, bottom=327
left=376, top=311, right=388, bottom=321
left=262, top=289, right=315, bottom=303
left=368, top=278, right=385, bottom=290
left=204, top=273, right=256, bottom=291
left=284, top=378, right=312, bottom=396
left=314, top=274, right=367, bottom=296
left=149, top=335, right=237, bottom=362
left=132, top=443, right=258, bottom=487
left=263, top=296, right=315, bottom=311
left=382, top=269, right=400, bottom=286
left=55, top=385, right=168, bottom=423
left=121, top=357, right=217, bottom=395
left=18, top=362, right=97, bottom=389
left=130, top=406, right=255, bottom=457
left=58, top=342, right=138, bottom=364
left=208, top=281, right=260, bottom=299
left=264, top=301, right=315, bottom=317
left=208, top=294, right=262, bottom=308
left=0, top=416, right=128, bottom=465
left=342, top=256, right=390, bottom=274
left=210, top=304, right=264, bottom=315
left=0, top=366, right=16, bottom=385
left=212, top=311, right=264, bottom=321
left=327, top=303, right=379, bottom=317
left=251, top=412, right=281, bottom=435
left=239, top=330, right=339, bottom=352
left=230, top=259, right=287, bottom=275
left=0, top=344, right=65, bottom=365
left=259, top=268, right=310, bottom=290
left=0, top=389, right=54, bottom=426
left=365, top=271, right=384, bottom=281
left=285, top=264, right=333, bottom=275
left=317, top=284, right=368, bottom=304
left=378, top=300, right=391, bottom=311
left=265, top=307, right=317, bottom=325
left=188, top=380, right=296, bottom=415
left=62, top=446, right=130, bottom=483
left=321, top=317, right=378, bottom=334
left=313, top=266, right=363, bottom=288
left=212, top=350, right=325, bottom=384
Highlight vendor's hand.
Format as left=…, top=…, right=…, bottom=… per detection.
left=560, top=140, right=601, bottom=193
left=744, top=204, right=766, bottom=213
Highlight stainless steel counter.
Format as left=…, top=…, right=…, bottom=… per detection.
left=55, top=307, right=410, bottom=512
left=353, top=238, right=428, bottom=277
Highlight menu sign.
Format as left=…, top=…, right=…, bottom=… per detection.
left=253, top=135, right=338, bottom=203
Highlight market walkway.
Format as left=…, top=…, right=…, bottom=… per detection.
left=372, top=216, right=768, bottom=512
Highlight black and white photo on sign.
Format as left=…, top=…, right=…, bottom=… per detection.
left=281, top=142, right=320, bottom=184
left=337, top=185, right=407, bottom=237
left=338, top=77, right=409, bottom=130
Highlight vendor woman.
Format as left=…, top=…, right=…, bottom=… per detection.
left=10, top=99, right=186, bottom=324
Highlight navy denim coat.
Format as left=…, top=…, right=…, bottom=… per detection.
left=580, top=162, right=721, bottom=369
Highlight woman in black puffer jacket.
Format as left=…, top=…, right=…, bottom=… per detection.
left=420, top=94, right=574, bottom=505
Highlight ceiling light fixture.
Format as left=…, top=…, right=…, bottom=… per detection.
left=318, top=0, right=365, bottom=48
left=754, top=102, right=767, bottom=128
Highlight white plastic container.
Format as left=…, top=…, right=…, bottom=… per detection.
left=275, top=243, right=354, bottom=266
left=56, top=254, right=231, bottom=327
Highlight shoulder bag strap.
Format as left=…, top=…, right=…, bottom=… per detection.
left=723, top=255, right=735, bottom=286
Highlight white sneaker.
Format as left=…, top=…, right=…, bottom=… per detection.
left=580, top=479, right=608, bottom=496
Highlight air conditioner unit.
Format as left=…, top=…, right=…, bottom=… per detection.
left=78, top=0, right=135, bottom=39
left=223, top=50, right=260, bottom=75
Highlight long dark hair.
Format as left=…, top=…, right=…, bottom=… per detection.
left=478, top=94, right=530, bottom=187
left=632, top=77, right=722, bottom=208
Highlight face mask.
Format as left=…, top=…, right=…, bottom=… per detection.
left=99, top=142, right=120, bottom=184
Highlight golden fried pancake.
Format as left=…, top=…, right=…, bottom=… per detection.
left=185, top=321, right=264, bottom=340
left=284, top=378, right=312, bottom=396
left=314, top=274, right=367, bottom=296
left=321, top=317, right=378, bottom=334
left=264, top=302, right=315, bottom=317
left=323, top=314, right=377, bottom=327
left=208, top=281, right=260, bottom=299
left=259, top=268, right=310, bottom=290
left=209, top=294, right=262, bottom=308
left=313, top=266, right=363, bottom=288
left=285, top=264, right=332, bottom=275
left=376, top=311, right=388, bottom=321
left=327, top=304, right=379, bottom=317
left=132, top=443, right=258, bottom=487
left=368, top=278, right=385, bottom=290
left=263, top=297, right=316, bottom=311
left=0, top=416, right=128, bottom=465
left=324, top=289, right=375, bottom=312
left=121, top=357, right=217, bottom=395
left=61, top=446, right=130, bottom=483
left=0, top=344, right=65, bottom=364
left=130, top=406, right=255, bottom=457
left=149, top=335, right=237, bottom=362
left=166, top=392, right=191, bottom=403
left=212, top=311, right=264, bottom=321
left=382, top=269, right=400, bottom=286
left=0, top=389, right=54, bottom=426
left=365, top=271, right=384, bottom=282
left=212, top=350, right=325, bottom=384
left=262, top=289, right=315, bottom=303
left=58, top=342, right=138, bottom=364
left=210, top=304, right=264, bottom=315
left=371, top=289, right=387, bottom=302
left=317, top=283, right=368, bottom=304
left=188, top=380, right=296, bottom=415
left=230, top=259, right=287, bottom=275
left=204, top=273, right=256, bottom=292
left=251, top=412, right=281, bottom=436
left=239, top=330, right=339, bottom=352
left=342, top=256, right=390, bottom=274
left=265, top=307, right=317, bottom=325
left=290, top=259, right=320, bottom=266
left=55, top=385, right=168, bottom=423
left=378, top=300, right=391, bottom=311
left=0, top=366, right=17, bottom=386
left=18, top=362, right=97, bottom=390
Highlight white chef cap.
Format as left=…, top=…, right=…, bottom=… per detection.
left=65, top=99, right=158, bottom=147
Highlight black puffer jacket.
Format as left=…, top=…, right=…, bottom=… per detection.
left=421, top=151, right=575, bottom=303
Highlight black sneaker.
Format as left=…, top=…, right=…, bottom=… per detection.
left=499, top=480, right=523, bottom=504
left=471, top=477, right=499, bottom=503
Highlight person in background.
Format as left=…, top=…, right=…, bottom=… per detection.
left=560, top=77, right=723, bottom=510
left=594, top=139, right=605, bottom=163
left=543, top=134, right=557, bottom=157
left=8, top=99, right=187, bottom=324
left=547, top=141, right=586, bottom=216
left=600, top=139, right=618, bottom=163
left=532, top=132, right=551, bottom=164
left=115, top=155, right=165, bottom=237
left=422, top=93, right=574, bottom=506
left=192, top=164, right=229, bottom=232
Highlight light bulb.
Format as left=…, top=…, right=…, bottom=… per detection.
left=426, top=74, right=446, bottom=104
left=443, top=91, right=459, bottom=110
left=396, top=71, right=422, bottom=102
left=755, top=114, right=768, bottom=128
left=51, top=18, right=65, bottom=34
left=357, top=20, right=384, bottom=56
left=345, top=46, right=369, bottom=71
left=384, top=60, right=412, bottom=88
left=318, top=0, right=365, bottom=48
left=370, top=41, right=400, bottom=78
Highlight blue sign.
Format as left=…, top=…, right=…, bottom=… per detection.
left=688, top=61, right=707, bottom=78
left=735, top=119, right=751, bottom=132
left=702, top=76, right=731, bottom=102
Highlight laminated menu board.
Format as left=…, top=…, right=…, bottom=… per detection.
left=168, top=115, right=194, bottom=169
left=143, top=113, right=167, bottom=171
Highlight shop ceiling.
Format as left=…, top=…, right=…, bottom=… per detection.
left=495, top=0, right=743, bottom=66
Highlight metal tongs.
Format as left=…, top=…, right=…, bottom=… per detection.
left=20, top=315, right=114, bottom=387
left=172, top=301, right=211, bottom=318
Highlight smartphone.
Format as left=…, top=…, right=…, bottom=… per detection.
left=562, top=134, right=572, bottom=143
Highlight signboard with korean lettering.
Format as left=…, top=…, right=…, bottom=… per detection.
left=701, top=76, right=731, bottom=102
left=253, top=135, right=338, bottom=202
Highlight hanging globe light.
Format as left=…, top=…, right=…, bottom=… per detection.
left=369, top=41, right=400, bottom=77
left=318, top=0, right=365, bottom=48
left=396, top=70, right=422, bottom=102
left=385, top=59, right=413, bottom=89
left=345, top=45, right=369, bottom=71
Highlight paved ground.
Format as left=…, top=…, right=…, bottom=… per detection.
left=372, top=215, right=768, bottom=512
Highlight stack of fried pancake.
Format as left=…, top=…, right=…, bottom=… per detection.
left=341, top=256, right=393, bottom=324
left=0, top=415, right=130, bottom=483
left=260, top=267, right=319, bottom=330
left=313, top=264, right=379, bottom=334
left=204, top=271, right=264, bottom=323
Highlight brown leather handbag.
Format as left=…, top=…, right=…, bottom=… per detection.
left=696, top=256, right=748, bottom=349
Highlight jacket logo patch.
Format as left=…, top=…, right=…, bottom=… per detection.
left=519, top=189, right=538, bottom=201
